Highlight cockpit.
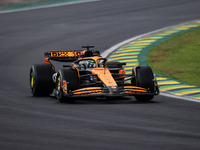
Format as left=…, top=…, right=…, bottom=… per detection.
left=74, top=57, right=107, bottom=69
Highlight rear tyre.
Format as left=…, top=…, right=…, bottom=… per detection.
left=134, top=66, right=154, bottom=101
left=56, top=68, right=79, bottom=103
left=30, top=64, right=55, bottom=96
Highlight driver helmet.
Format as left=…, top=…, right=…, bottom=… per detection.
left=88, top=60, right=96, bottom=68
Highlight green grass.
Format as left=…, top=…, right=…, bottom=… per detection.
left=147, top=28, right=200, bottom=86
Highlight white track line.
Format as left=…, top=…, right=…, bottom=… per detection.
left=102, top=20, right=200, bottom=103
left=0, top=0, right=100, bottom=14
left=160, top=93, right=200, bottom=103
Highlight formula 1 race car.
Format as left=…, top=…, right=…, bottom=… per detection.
left=30, top=46, right=159, bottom=102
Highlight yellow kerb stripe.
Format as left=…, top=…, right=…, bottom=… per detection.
left=175, top=90, right=200, bottom=96
left=133, top=43, right=151, bottom=46
left=160, top=86, right=196, bottom=91
left=156, top=77, right=168, bottom=80
left=120, top=46, right=145, bottom=49
left=118, top=59, right=138, bottom=62
left=131, top=40, right=157, bottom=43
left=173, top=27, right=190, bottom=30
left=108, top=56, right=137, bottom=61
left=181, top=25, right=199, bottom=27
left=158, top=81, right=180, bottom=85
left=117, top=48, right=142, bottom=51
left=110, top=53, right=139, bottom=57
left=125, top=63, right=139, bottom=66
left=144, top=37, right=163, bottom=39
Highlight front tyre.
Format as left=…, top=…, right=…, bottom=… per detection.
left=134, top=66, right=155, bottom=101
left=56, top=74, right=65, bottom=102
left=56, top=68, right=79, bottom=103
left=30, top=64, right=55, bottom=96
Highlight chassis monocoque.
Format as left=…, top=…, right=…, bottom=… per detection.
left=30, top=46, right=159, bottom=102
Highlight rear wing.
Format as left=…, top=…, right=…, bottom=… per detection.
left=44, top=51, right=82, bottom=62
left=44, top=46, right=101, bottom=62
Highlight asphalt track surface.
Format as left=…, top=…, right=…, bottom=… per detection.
left=0, top=0, right=200, bottom=149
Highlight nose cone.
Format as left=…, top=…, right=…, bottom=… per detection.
left=108, top=86, right=119, bottom=94
left=91, top=68, right=117, bottom=87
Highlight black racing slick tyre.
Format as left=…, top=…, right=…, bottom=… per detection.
left=30, top=64, right=55, bottom=96
left=56, top=68, right=79, bottom=103
left=134, top=66, right=155, bottom=101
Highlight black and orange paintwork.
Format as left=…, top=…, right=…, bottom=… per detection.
left=43, top=47, right=159, bottom=98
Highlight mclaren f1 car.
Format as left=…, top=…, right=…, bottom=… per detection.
left=30, top=46, right=159, bottom=102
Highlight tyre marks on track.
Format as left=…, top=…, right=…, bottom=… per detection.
left=107, top=21, right=200, bottom=100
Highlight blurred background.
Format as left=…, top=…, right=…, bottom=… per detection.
left=0, top=0, right=51, bottom=8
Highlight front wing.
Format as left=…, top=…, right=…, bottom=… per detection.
left=65, top=86, right=157, bottom=97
